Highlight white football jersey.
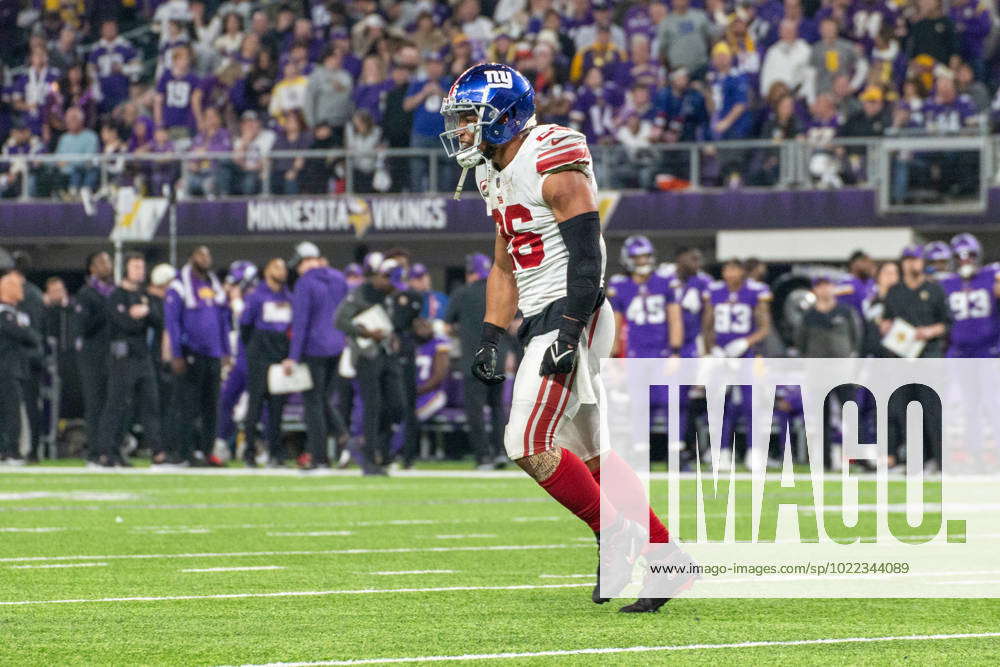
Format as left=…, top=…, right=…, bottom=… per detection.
left=475, top=124, right=606, bottom=317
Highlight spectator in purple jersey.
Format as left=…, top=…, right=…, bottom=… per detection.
left=158, top=19, right=191, bottom=74
left=128, top=115, right=154, bottom=152
left=269, top=109, right=311, bottom=195
left=949, top=0, right=991, bottom=77
left=569, top=67, right=624, bottom=145
left=618, top=34, right=661, bottom=93
left=184, top=106, right=231, bottom=198
left=353, top=56, right=392, bottom=125
left=847, top=0, right=899, bottom=55
left=814, top=0, right=851, bottom=39
left=779, top=0, right=819, bottom=43
left=703, top=258, right=773, bottom=358
left=0, top=121, right=44, bottom=198
left=155, top=45, right=202, bottom=142
left=88, top=20, right=140, bottom=114
left=836, top=249, right=877, bottom=318
left=10, top=49, right=61, bottom=139
left=925, top=74, right=980, bottom=133
left=630, top=1, right=669, bottom=43
left=148, top=125, right=179, bottom=196
left=281, top=17, right=323, bottom=65
left=937, top=233, right=1000, bottom=357
left=569, top=25, right=627, bottom=84
left=327, top=29, right=360, bottom=81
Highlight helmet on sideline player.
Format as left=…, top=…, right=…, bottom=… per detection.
left=619, top=235, right=656, bottom=276
left=225, top=260, right=257, bottom=288
left=951, top=233, right=982, bottom=278
left=439, top=63, right=536, bottom=170
left=923, top=241, right=952, bottom=275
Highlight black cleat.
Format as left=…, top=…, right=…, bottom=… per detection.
left=592, top=515, right=645, bottom=603
left=618, top=543, right=699, bottom=613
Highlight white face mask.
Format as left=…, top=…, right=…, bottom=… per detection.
left=959, top=263, right=975, bottom=279
left=634, top=264, right=654, bottom=276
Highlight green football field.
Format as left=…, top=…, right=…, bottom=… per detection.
left=1, top=466, right=999, bottom=666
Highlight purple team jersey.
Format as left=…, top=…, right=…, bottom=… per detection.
left=670, top=270, right=713, bottom=357
left=938, top=264, right=1000, bottom=357
left=608, top=273, right=677, bottom=358
left=705, top=279, right=772, bottom=355
left=156, top=69, right=200, bottom=131
left=835, top=276, right=875, bottom=317
left=415, top=337, right=449, bottom=420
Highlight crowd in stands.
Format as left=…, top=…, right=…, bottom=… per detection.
left=0, top=0, right=998, bottom=198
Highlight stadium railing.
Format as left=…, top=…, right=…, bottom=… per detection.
left=3, top=135, right=994, bottom=209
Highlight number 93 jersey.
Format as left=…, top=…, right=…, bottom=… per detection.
left=475, top=124, right=605, bottom=318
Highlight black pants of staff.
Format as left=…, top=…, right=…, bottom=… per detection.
left=399, top=351, right=420, bottom=467
left=171, top=352, right=221, bottom=461
left=97, top=355, right=161, bottom=460
left=0, top=375, right=23, bottom=459
left=464, top=374, right=505, bottom=465
left=888, top=383, right=943, bottom=466
left=19, top=369, right=42, bottom=459
left=76, top=344, right=108, bottom=459
left=302, top=355, right=348, bottom=465
left=356, top=353, right=405, bottom=467
left=245, top=356, right=289, bottom=463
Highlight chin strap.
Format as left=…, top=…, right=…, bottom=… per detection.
left=453, top=167, right=470, bottom=200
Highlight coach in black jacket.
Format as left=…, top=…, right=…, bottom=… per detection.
left=74, top=251, right=114, bottom=460
left=93, top=253, right=163, bottom=468
left=0, top=271, right=42, bottom=465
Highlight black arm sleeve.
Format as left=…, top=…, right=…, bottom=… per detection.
left=558, top=210, right=602, bottom=323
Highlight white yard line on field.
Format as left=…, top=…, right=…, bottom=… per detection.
left=0, top=527, right=66, bottom=533
left=266, top=532, right=354, bottom=537
left=433, top=534, right=497, bottom=539
left=217, top=633, right=1000, bottom=666
left=9, top=562, right=108, bottom=570
left=0, top=583, right=592, bottom=606
left=538, top=574, right=594, bottom=579
left=182, top=566, right=286, bottom=573
left=0, top=543, right=590, bottom=564
left=369, top=570, right=458, bottom=576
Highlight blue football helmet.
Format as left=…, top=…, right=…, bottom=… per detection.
left=439, top=63, right=535, bottom=169
left=225, top=260, right=257, bottom=288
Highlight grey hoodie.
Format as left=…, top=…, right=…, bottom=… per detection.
left=305, top=65, right=354, bottom=129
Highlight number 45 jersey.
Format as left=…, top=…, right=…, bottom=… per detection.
left=475, top=124, right=606, bottom=318
left=938, top=264, right=1000, bottom=357
left=607, top=273, right=677, bottom=358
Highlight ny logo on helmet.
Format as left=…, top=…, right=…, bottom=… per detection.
left=484, top=69, right=513, bottom=88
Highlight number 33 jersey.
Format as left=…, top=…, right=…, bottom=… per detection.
left=475, top=124, right=606, bottom=318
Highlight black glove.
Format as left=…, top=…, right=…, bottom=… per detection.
left=471, top=322, right=506, bottom=385
left=539, top=316, right=585, bottom=376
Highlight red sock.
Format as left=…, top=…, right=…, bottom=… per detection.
left=538, top=448, right=614, bottom=532
left=592, top=451, right=670, bottom=543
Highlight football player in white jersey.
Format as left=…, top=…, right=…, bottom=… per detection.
left=440, top=63, right=694, bottom=612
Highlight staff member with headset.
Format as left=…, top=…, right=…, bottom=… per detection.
left=74, top=251, right=114, bottom=461
left=335, top=254, right=409, bottom=475
left=93, top=253, right=162, bottom=468
left=283, top=242, right=349, bottom=470
left=0, top=271, right=41, bottom=465
left=241, top=257, right=293, bottom=467
left=165, top=246, right=231, bottom=466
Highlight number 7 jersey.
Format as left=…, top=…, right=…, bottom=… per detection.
left=475, top=124, right=606, bottom=318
